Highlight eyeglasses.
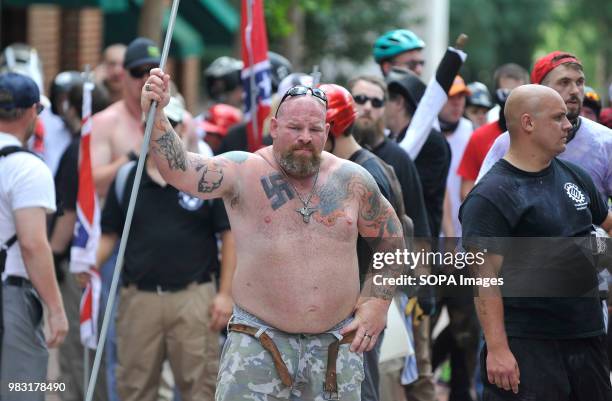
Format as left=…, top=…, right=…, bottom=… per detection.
left=129, top=65, right=156, bottom=79
left=275, top=85, right=328, bottom=117
left=353, top=95, right=385, bottom=108
left=35, top=103, right=44, bottom=115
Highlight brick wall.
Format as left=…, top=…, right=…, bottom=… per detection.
left=78, top=8, right=102, bottom=70
left=181, top=57, right=200, bottom=114
left=27, top=5, right=61, bottom=94
left=26, top=5, right=102, bottom=94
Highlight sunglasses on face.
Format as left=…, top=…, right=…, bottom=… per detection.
left=275, top=85, right=328, bottom=117
left=353, top=95, right=385, bottom=108
left=35, top=103, right=44, bottom=115
left=129, top=65, right=156, bottom=79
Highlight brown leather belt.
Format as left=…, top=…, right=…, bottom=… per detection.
left=228, top=323, right=356, bottom=396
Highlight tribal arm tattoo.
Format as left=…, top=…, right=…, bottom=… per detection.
left=154, top=129, right=187, bottom=171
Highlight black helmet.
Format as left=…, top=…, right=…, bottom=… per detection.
left=385, top=68, right=426, bottom=115
left=204, top=56, right=243, bottom=101
left=466, top=82, right=493, bottom=109
left=50, top=71, right=84, bottom=115
left=268, top=51, right=292, bottom=93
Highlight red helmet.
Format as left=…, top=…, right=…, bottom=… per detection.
left=319, top=83, right=358, bottom=138
left=201, top=104, right=242, bottom=136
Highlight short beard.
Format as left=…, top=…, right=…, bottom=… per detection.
left=567, top=106, right=581, bottom=122
left=566, top=95, right=582, bottom=122
left=353, top=116, right=385, bottom=149
left=278, top=145, right=321, bottom=178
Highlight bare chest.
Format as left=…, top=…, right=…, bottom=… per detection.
left=232, top=170, right=360, bottom=242
left=110, top=117, right=143, bottom=158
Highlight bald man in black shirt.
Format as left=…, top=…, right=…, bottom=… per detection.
left=461, top=85, right=612, bottom=401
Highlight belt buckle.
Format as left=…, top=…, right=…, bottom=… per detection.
left=156, top=285, right=166, bottom=295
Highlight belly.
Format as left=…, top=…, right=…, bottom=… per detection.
left=232, top=240, right=360, bottom=333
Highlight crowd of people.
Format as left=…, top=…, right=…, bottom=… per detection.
left=1, top=23, right=612, bottom=401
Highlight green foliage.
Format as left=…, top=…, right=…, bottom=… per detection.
left=537, top=0, right=612, bottom=95
left=449, top=0, right=553, bottom=89
left=263, top=0, right=412, bottom=67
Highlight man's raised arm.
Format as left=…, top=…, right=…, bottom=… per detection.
left=141, top=68, right=247, bottom=200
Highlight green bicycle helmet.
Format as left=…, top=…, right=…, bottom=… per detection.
left=373, top=29, right=426, bottom=63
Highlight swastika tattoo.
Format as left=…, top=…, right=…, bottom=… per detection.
left=260, top=173, right=294, bottom=210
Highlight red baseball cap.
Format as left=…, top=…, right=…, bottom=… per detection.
left=531, top=51, right=581, bottom=84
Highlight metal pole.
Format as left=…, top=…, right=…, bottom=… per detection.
left=245, top=0, right=259, bottom=150
left=83, top=1, right=181, bottom=400
left=84, top=348, right=89, bottom=398
left=310, top=65, right=321, bottom=87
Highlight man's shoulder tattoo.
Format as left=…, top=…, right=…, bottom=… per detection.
left=220, top=151, right=249, bottom=164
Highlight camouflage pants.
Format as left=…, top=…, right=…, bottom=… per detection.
left=216, top=306, right=364, bottom=401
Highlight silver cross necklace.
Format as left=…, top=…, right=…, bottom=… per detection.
left=274, top=155, right=320, bottom=223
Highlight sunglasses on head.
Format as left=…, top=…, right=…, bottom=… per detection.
left=275, top=85, right=328, bottom=117
left=353, top=94, right=385, bottom=108
left=129, top=65, right=156, bottom=79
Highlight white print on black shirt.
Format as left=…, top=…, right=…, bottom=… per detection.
left=178, top=192, right=204, bottom=211
left=563, top=182, right=588, bottom=211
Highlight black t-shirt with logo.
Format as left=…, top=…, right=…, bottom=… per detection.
left=460, top=158, right=608, bottom=339
left=101, top=165, right=230, bottom=287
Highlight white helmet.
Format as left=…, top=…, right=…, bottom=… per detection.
left=0, top=43, right=45, bottom=94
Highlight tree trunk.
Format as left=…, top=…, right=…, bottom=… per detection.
left=282, top=0, right=305, bottom=70
left=138, top=0, right=165, bottom=44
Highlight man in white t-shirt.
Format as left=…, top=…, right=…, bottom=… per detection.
left=439, top=76, right=473, bottom=238
left=0, top=72, right=67, bottom=401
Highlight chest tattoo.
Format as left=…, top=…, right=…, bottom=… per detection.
left=260, top=172, right=295, bottom=210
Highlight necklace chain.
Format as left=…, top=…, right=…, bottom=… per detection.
left=274, top=156, right=320, bottom=208
left=272, top=154, right=320, bottom=223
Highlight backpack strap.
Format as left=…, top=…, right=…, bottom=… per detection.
left=0, top=145, right=34, bottom=268
left=114, top=160, right=137, bottom=205
left=0, top=145, right=36, bottom=158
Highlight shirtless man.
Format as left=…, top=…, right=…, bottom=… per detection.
left=96, top=44, right=127, bottom=104
left=143, top=69, right=403, bottom=401
left=92, top=37, right=160, bottom=197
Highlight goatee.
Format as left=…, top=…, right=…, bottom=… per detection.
left=353, top=116, right=385, bottom=149
left=278, top=145, right=321, bottom=178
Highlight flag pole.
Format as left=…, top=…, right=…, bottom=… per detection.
left=81, top=64, right=92, bottom=401
left=83, top=1, right=181, bottom=400
left=245, top=0, right=259, bottom=151
left=310, top=65, right=321, bottom=87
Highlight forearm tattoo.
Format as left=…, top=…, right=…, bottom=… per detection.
left=153, top=129, right=187, bottom=171
left=371, top=285, right=395, bottom=301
